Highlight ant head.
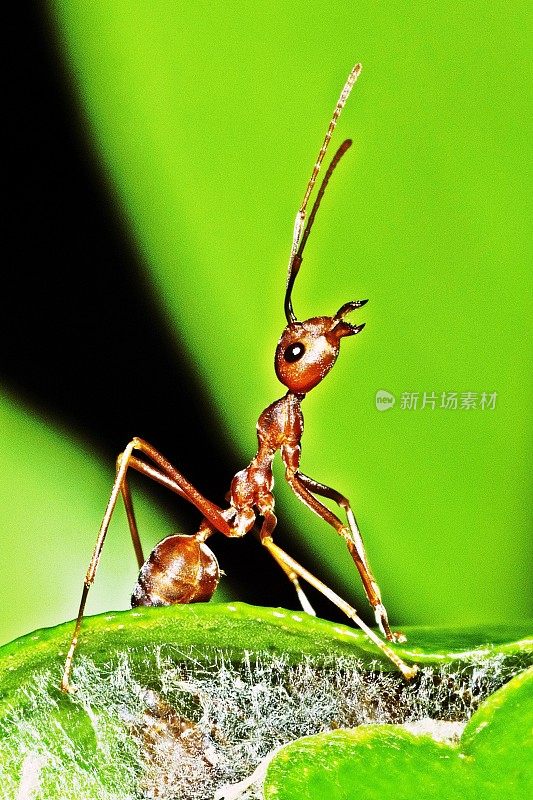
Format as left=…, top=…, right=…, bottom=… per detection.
left=279, top=133, right=367, bottom=395
left=275, top=300, right=367, bottom=393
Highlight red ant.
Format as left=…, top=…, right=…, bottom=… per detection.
left=61, top=64, right=417, bottom=692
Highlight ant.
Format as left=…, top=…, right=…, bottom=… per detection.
left=61, top=63, right=417, bottom=692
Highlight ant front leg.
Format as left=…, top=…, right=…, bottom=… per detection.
left=61, top=437, right=232, bottom=693
left=281, top=446, right=404, bottom=644
left=297, top=472, right=404, bottom=643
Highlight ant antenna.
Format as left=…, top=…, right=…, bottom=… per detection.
left=284, top=63, right=362, bottom=324
left=284, top=139, right=352, bottom=323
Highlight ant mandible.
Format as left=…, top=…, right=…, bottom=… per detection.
left=61, top=63, right=417, bottom=691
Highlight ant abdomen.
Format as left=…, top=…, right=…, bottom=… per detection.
left=131, top=534, right=219, bottom=607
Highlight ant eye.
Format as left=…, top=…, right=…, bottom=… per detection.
left=284, top=342, right=306, bottom=363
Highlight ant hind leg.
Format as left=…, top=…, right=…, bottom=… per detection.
left=60, top=438, right=233, bottom=693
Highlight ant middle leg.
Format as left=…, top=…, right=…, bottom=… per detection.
left=259, top=510, right=316, bottom=616
left=284, top=467, right=403, bottom=643
left=258, top=522, right=416, bottom=679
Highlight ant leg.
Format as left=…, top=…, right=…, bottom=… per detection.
left=119, top=462, right=145, bottom=570
left=118, top=453, right=206, bottom=566
left=61, top=439, right=139, bottom=692
left=130, top=438, right=232, bottom=534
left=259, top=528, right=416, bottom=679
left=295, top=471, right=402, bottom=641
left=124, top=454, right=219, bottom=546
left=61, top=438, right=233, bottom=693
left=283, top=464, right=402, bottom=643
left=260, top=511, right=316, bottom=616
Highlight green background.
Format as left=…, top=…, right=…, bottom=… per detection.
left=0, top=1, right=530, bottom=645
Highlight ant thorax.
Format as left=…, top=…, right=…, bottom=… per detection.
left=227, top=393, right=304, bottom=535
left=256, top=393, right=304, bottom=456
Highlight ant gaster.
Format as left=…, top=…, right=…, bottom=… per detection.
left=61, top=64, right=417, bottom=691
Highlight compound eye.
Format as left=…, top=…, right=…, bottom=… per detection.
left=284, top=342, right=306, bottom=363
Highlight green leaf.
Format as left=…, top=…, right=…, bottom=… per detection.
left=264, top=667, right=533, bottom=800
left=1, top=606, right=531, bottom=703
left=0, top=607, right=531, bottom=798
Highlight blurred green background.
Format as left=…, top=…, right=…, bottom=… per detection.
left=1, top=1, right=530, bottom=645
